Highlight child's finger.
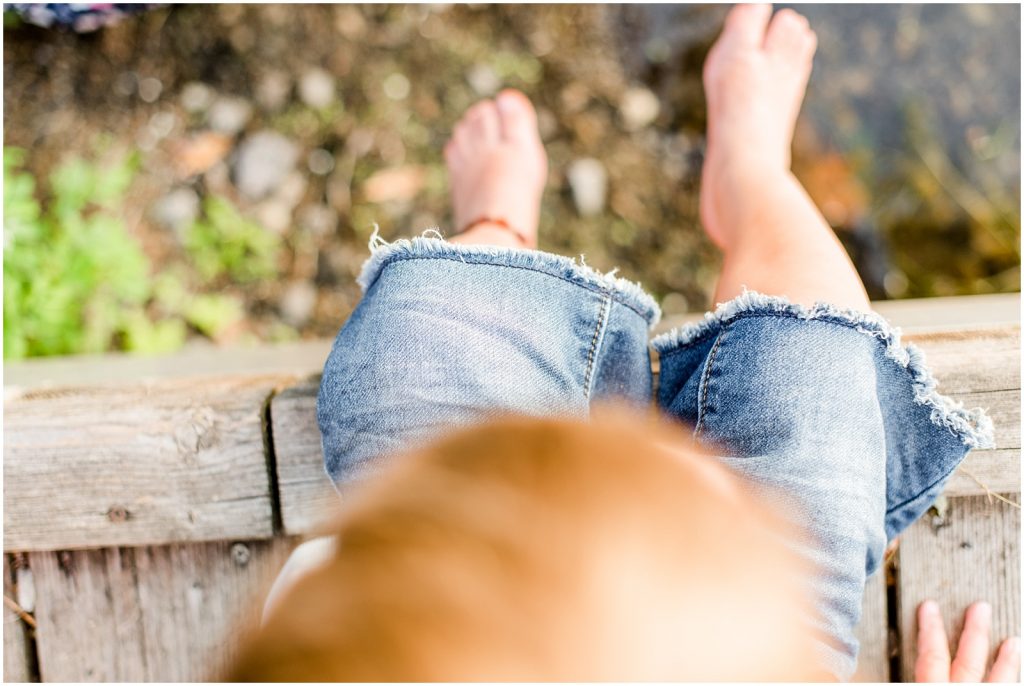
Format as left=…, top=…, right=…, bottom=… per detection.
left=986, top=637, right=1021, bottom=683
left=950, top=602, right=992, bottom=682
left=915, top=600, right=952, bottom=682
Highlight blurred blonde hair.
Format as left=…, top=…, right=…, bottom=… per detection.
left=227, top=406, right=816, bottom=681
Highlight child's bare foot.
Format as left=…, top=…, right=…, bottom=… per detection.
left=700, top=4, right=817, bottom=249
left=444, top=89, right=548, bottom=249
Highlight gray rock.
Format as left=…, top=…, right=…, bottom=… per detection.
left=114, top=71, right=137, bottom=97
left=152, top=188, right=200, bottom=231
left=147, top=111, right=177, bottom=140
left=180, top=81, right=214, bottom=113
left=138, top=77, right=163, bottom=104
left=307, top=148, right=335, bottom=176
left=280, top=281, right=318, bottom=328
left=276, top=172, right=309, bottom=210
left=619, top=87, right=661, bottom=131
left=256, top=70, right=293, bottom=112
left=234, top=131, right=299, bottom=201
left=537, top=107, right=559, bottom=141
left=382, top=72, right=411, bottom=101
left=255, top=200, right=293, bottom=235
left=566, top=158, right=608, bottom=217
left=297, top=204, right=338, bottom=236
left=207, top=96, right=253, bottom=136
left=298, top=68, right=335, bottom=109
left=467, top=63, right=501, bottom=96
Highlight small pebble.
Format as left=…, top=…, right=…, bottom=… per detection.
left=138, top=77, right=163, bottom=103
left=180, top=81, right=214, bottom=113
left=619, top=86, right=661, bottom=131
left=255, top=200, right=293, bottom=235
left=297, top=204, right=339, bottom=236
left=467, top=63, right=501, bottom=96
left=234, top=131, right=299, bottom=200
left=113, top=71, right=137, bottom=97
left=299, top=67, right=336, bottom=109
left=307, top=148, right=335, bottom=176
left=148, top=111, right=177, bottom=139
left=206, top=96, right=253, bottom=136
left=566, top=158, right=608, bottom=217
left=537, top=107, right=559, bottom=141
left=335, top=5, right=367, bottom=38
left=383, top=72, right=411, bottom=100
left=276, top=171, right=309, bottom=210
left=152, top=187, right=200, bottom=231
left=256, top=70, right=292, bottom=112
left=280, top=281, right=318, bottom=327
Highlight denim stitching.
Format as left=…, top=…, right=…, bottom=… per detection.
left=373, top=255, right=654, bottom=322
left=583, top=293, right=612, bottom=400
left=694, top=331, right=725, bottom=437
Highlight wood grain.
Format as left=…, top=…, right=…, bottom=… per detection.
left=3, top=555, right=35, bottom=683
left=3, top=375, right=298, bottom=552
left=270, top=380, right=341, bottom=536
left=897, top=494, right=1021, bottom=680
left=28, top=537, right=296, bottom=682
left=853, top=568, right=891, bottom=682
left=276, top=328, right=1021, bottom=534
left=906, top=327, right=1020, bottom=395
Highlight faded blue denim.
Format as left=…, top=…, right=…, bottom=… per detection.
left=317, top=234, right=994, bottom=681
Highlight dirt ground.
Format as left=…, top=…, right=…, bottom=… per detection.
left=4, top=4, right=1019, bottom=350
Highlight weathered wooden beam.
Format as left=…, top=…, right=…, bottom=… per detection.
left=654, top=292, right=1020, bottom=337
left=4, top=375, right=296, bottom=552
left=280, top=326, right=1021, bottom=534
left=5, top=295, right=1016, bottom=392
left=270, top=382, right=340, bottom=537
left=897, top=494, right=1020, bottom=681
left=3, top=555, right=35, bottom=682
left=27, top=538, right=296, bottom=682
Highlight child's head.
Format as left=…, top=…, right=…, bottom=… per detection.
left=229, top=407, right=818, bottom=681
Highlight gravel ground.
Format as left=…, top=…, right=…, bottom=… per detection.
left=3, top=4, right=1019, bottom=350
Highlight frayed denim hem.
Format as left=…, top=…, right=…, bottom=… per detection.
left=357, top=227, right=662, bottom=328
left=651, top=288, right=996, bottom=451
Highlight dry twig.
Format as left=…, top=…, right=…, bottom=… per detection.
left=3, top=595, right=37, bottom=629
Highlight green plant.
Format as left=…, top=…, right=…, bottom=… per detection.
left=184, top=196, right=282, bottom=284
left=4, top=146, right=289, bottom=359
left=184, top=293, right=245, bottom=339
left=3, top=146, right=183, bottom=358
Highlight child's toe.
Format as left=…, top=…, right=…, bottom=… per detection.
left=496, top=89, right=540, bottom=145
left=764, top=9, right=814, bottom=60
left=722, top=3, right=772, bottom=49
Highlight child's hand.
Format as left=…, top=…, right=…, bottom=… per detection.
left=915, top=600, right=1020, bottom=682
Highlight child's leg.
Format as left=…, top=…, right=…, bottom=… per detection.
left=445, top=90, right=547, bottom=248
left=318, top=89, right=658, bottom=488
left=654, top=5, right=992, bottom=679
left=700, top=4, right=870, bottom=312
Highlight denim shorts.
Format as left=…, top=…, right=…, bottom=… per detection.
left=317, top=233, right=994, bottom=681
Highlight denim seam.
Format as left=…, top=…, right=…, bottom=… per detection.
left=375, top=254, right=654, bottom=322
left=885, top=466, right=960, bottom=516
left=583, top=293, right=612, bottom=400
left=694, top=331, right=725, bottom=438
left=656, top=306, right=994, bottom=448
left=657, top=311, right=893, bottom=361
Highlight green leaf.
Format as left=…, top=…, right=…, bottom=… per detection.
left=122, top=314, right=187, bottom=355
left=184, top=293, right=244, bottom=339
